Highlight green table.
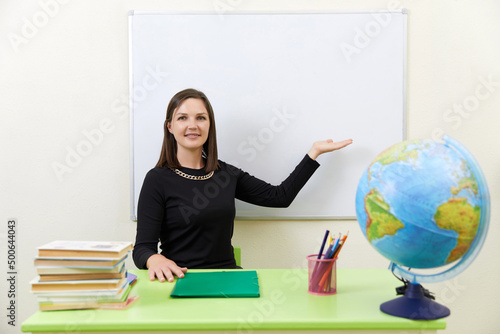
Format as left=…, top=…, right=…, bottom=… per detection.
left=21, top=269, right=446, bottom=333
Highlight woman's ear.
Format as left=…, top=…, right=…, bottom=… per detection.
left=166, top=121, right=172, bottom=134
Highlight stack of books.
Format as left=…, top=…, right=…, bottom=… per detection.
left=30, top=241, right=138, bottom=311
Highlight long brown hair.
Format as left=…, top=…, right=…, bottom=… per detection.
left=156, top=89, right=220, bottom=172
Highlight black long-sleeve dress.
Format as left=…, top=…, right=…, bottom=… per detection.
left=133, top=154, right=319, bottom=269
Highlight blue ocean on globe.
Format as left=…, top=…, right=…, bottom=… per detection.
left=355, top=138, right=484, bottom=270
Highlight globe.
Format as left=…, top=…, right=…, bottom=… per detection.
left=355, top=135, right=490, bottom=319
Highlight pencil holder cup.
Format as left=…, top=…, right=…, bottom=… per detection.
left=307, top=254, right=337, bottom=295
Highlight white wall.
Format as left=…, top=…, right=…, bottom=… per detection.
left=1, top=0, right=499, bottom=333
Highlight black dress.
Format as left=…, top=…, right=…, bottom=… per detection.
left=132, top=154, right=319, bottom=269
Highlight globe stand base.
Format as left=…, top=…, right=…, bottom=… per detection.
left=380, top=283, right=450, bottom=320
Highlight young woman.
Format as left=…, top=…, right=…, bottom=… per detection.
left=133, top=88, right=353, bottom=282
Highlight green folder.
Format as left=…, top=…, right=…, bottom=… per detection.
left=170, top=270, right=260, bottom=298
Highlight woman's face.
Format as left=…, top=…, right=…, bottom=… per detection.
left=167, top=98, right=210, bottom=153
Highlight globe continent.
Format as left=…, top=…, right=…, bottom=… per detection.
left=355, top=139, right=481, bottom=269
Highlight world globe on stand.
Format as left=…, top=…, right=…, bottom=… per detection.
left=355, top=135, right=490, bottom=320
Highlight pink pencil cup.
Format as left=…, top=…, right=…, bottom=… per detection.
left=307, top=254, right=337, bottom=295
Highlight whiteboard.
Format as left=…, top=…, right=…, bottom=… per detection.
left=129, top=10, right=407, bottom=220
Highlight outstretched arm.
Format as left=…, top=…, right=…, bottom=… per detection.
left=233, top=138, right=352, bottom=208
left=307, top=138, right=353, bottom=160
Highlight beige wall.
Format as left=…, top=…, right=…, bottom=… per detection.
left=1, top=0, right=499, bottom=333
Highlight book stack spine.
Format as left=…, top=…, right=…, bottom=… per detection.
left=30, top=241, right=137, bottom=311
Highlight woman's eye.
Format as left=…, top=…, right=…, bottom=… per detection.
left=177, top=116, right=186, bottom=120
left=197, top=116, right=207, bottom=120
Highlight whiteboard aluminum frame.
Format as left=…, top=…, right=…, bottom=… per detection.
left=129, top=13, right=136, bottom=221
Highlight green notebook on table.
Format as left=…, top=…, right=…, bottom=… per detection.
left=170, top=270, right=260, bottom=298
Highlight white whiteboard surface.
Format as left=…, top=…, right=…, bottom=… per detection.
left=129, top=10, right=407, bottom=220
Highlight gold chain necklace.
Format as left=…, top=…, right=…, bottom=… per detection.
left=172, top=168, right=214, bottom=181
